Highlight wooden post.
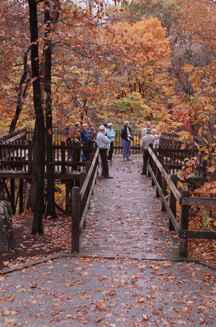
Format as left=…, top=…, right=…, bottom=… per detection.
left=156, top=169, right=161, bottom=198
left=179, top=191, right=190, bottom=258
left=10, top=178, right=16, bottom=214
left=65, top=181, right=72, bottom=214
left=161, top=176, right=166, bottom=212
left=19, top=178, right=24, bottom=214
left=71, top=186, right=81, bottom=253
left=61, top=141, right=66, bottom=175
left=169, top=175, right=178, bottom=230
left=142, top=150, right=148, bottom=175
left=28, top=140, right=32, bottom=174
left=151, top=160, right=155, bottom=186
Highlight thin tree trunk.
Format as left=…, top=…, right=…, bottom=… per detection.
left=9, top=49, right=31, bottom=134
left=44, top=0, right=55, bottom=217
left=28, top=0, right=45, bottom=235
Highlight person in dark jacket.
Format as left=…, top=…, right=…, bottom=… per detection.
left=65, top=126, right=81, bottom=170
left=80, top=123, right=91, bottom=161
left=121, top=121, right=133, bottom=161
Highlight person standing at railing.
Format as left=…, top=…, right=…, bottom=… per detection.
left=106, top=123, right=116, bottom=161
left=80, top=123, right=91, bottom=161
left=65, top=125, right=81, bottom=170
left=121, top=121, right=133, bottom=161
left=141, top=128, right=155, bottom=175
left=87, top=122, right=97, bottom=155
left=142, top=121, right=152, bottom=137
left=96, top=125, right=113, bottom=179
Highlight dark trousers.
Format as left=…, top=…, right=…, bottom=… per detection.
left=108, top=141, right=114, bottom=160
left=82, top=143, right=91, bottom=161
left=142, top=149, right=149, bottom=174
left=99, top=148, right=109, bottom=177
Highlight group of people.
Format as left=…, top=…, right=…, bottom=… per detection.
left=96, top=121, right=133, bottom=178
left=65, top=122, right=96, bottom=164
left=65, top=121, right=116, bottom=178
left=66, top=119, right=160, bottom=179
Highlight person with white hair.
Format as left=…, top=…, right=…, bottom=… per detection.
left=96, top=125, right=113, bottom=179
left=142, top=121, right=152, bottom=137
left=121, top=121, right=133, bottom=161
left=141, top=128, right=155, bottom=175
left=106, top=123, right=116, bottom=161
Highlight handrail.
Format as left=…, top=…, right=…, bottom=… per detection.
left=0, top=128, right=27, bottom=143
left=80, top=148, right=99, bottom=201
left=71, top=148, right=99, bottom=252
left=148, top=147, right=182, bottom=201
left=145, top=144, right=216, bottom=259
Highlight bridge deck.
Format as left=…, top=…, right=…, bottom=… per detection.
left=81, top=156, right=178, bottom=259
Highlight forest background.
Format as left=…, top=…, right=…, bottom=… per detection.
left=1, top=0, right=216, bottom=144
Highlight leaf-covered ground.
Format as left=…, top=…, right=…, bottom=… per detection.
left=0, top=257, right=215, bottom=326
left=0, top=214, right=71, bottom=271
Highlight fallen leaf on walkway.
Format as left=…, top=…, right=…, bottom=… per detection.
left=96, top=299, right=107, bottom=311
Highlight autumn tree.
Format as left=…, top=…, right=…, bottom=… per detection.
left=28, top=0, right=45, bottom=234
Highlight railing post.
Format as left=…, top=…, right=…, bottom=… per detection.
left=179, top=191, right=190, bottom=258
left=161, top=176, right=167, bottom=212
left=151, top=160, right=155, bottom=186
left=142, top=149, right=149, bottom=175
left=10, top=178, right=16, bottom=214
left=169, top=175, right=178, bottom=230
left=19, top=178, right=24, bottom=214
left=28, top=141, right=32, bottom=175
left=61, top=141, right=66, bottom=175
left=71, top=186, right=81, bottom=253
left=156, top=168, right=161, bottom=198
left=65, top=181, right=72, bottom=214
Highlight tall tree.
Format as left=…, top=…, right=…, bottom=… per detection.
left=28, top=0, right=45, bottom=234
left=44, top=0, right=55, bottom=217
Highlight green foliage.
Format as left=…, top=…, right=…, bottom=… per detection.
left=113, top=92, right=152, bottom=118
left=127, top=0, right=180, bottom=30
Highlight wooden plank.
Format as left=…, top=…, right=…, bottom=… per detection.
left=186, top=230, right=216, bottom=240
left=181, top=196, right=216, bottom=206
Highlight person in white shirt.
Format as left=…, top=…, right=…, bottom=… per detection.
left=106, top=123, right=116, bottom=161
left=141, top=129, right=155, bottom=175
left=142, top=121, right=152, bottom=137
left=96, top=125, right=113, bottom=179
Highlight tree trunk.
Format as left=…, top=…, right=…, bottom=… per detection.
left=44, top=0, right=55, bottom=217
left=28, top=0, right=45, bottom=235
left=9, top=49, right=31, bottom=134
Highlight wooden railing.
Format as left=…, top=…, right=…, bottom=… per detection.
left=145, top=146, right=216, bottom=258
left=0, top=128, right=27, bottom=144
left=71, top=148, right=99, bottom=252
left=0, top=142, right=86, bottom=177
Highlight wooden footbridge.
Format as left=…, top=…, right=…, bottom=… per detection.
left=0, top=128, right=215, bottom=258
